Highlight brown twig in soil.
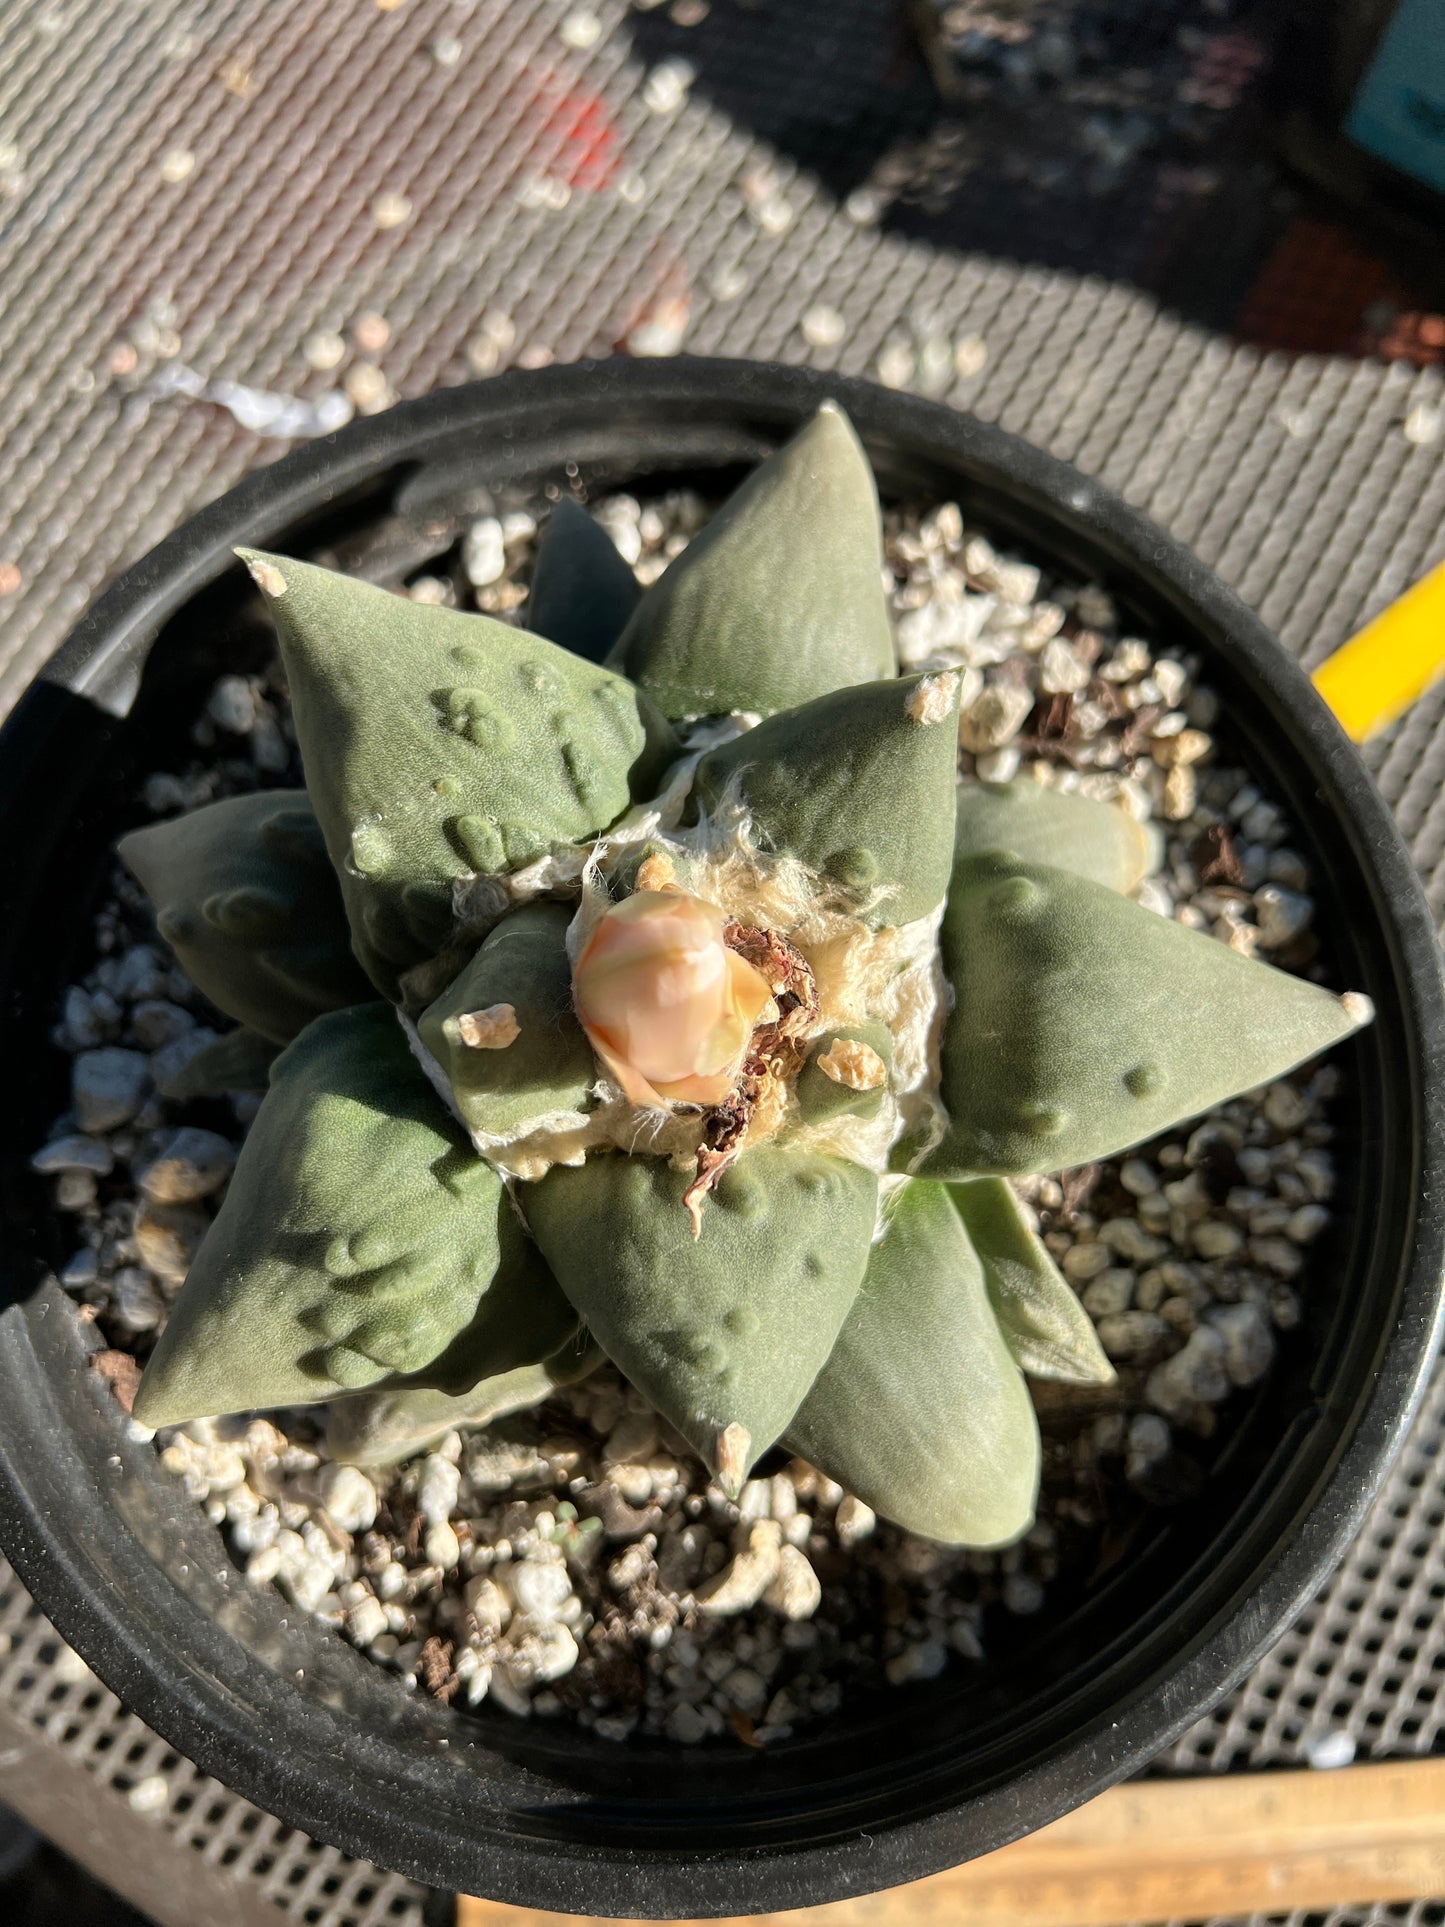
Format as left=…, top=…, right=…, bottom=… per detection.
left=420, top=1635, right=461, bottom=1705
left=1193, top=822, right=1245, bottom=888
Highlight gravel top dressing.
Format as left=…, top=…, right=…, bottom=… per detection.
left=34, top=486, right=1341, bottom=1747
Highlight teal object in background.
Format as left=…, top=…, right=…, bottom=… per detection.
left=1346, top=0, right=1445, bottom=193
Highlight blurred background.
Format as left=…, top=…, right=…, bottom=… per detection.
left=1, top=0, right=1444, bottom=1922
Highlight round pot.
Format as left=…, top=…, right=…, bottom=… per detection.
left=0, top=358, right=1441, bottom=1916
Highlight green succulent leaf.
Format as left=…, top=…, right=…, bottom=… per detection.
left=606, top=404, right=896, bottom=720
left=157, top=1026, right=281, bottom=1098
left=119, top=790, right=372, bottom=1044
left=794, top=1023, right=894, bottom=1125
left=417, top=901, right=596, bottom=1142
left=691, top=672, right=960, bottom=925
left=950, top=1177, right=1113, bottom=1384
left=132, top=1003, right=575, bottom=1428
left=523, top=1145, right=878, bottom=1488
left=326, top=1337, right=602, bottom=1470
left=952, top=779, right=1160, bottom=893
left=785, top=1178, right=1039, bottom=1547
left=238, top=551, right=679, bottom=1000
left=923, top=852, right=1368, bottom=1179
left=526, top=498, right=643, bottom=666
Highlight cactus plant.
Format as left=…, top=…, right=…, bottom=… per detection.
left=120, top=404, right=1372, bottom=1548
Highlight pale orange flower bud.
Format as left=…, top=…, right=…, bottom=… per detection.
left=572, top=890, right=774, bottom=1109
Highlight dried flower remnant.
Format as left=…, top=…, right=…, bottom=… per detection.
left=571, top=891, right=774, bottom=1111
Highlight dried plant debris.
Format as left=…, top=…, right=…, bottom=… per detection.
left=35, top=482, right=1342, bottom=1744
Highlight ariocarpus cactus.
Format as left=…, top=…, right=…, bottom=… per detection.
left=120, top=404, right=1372, bottom=1547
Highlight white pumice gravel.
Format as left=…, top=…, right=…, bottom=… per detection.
left=33, top=486, right=1346, bottom=1745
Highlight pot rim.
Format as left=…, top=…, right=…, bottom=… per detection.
left=1, top=356, right=1442, bottom=1916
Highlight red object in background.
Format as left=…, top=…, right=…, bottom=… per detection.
left=514, top=63, right=621, bottom=191
left=1370, top=309, right=1445, bottom=365
left=1232, top=213, right=1445, bottom=363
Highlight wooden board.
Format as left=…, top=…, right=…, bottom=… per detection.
left=457, top=1758, right=1445, bottom=1927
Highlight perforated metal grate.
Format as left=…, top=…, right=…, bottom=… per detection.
left=0, top=1557, right=430, bottom=1926
left=2, top=0, right=1445, bottom=1919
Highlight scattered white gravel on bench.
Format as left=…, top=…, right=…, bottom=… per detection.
left=33, top=488, right=1341, bottom=1744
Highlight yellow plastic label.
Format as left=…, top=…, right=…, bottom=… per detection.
left=1312, top=556, right=1445, bottom=743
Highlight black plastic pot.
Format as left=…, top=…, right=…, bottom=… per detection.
left=0, top=358, right=1442, bottom=1917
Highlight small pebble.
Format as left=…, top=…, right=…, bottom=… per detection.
left=346, top=1595, right=388, bottom=1646
left=1039, top=638, right=1090, bottom=694
left=666, top=1701, right=707, bottom=1744
left=875, top=338, right=915, bottom=390
left=1287, top=1204, right=1329, bottom=1244
left=133, top=1200, right=208, bottom=1284
left=1254, top=886, right=1312, bottom=948
left=694, top=1521, right=781, bottom=1614
left=643, top=59, right=694, bottom=114
left=32, top=1134, right=114, bottom=1176
left=886, top=1640, right=947, bottom=1684
left=1119, top=1158, right=1158, bottom=1196
left=1062, top=1242, right=1112, bottom=1283
left=425, top=1522, right=461, bottom=1570
left=954, top=334, right=988, bottom=379
left=207, top=676, right=256, bottom=734
left=957, top=683, right=1033, bottom=753
left=1096, top=1311, right=1167, bottom=1360
left=371, top=191, right=412, bottom=230
left=463, top=518, right=506, bottom=587
left=1126, top=1412, right=1171, bottom=1477
left=1308, top=1729, right=1357, bottom=1769
left=317, top=1463, right=378, bottom=1534
left=559, top=8, right=602, bottom=49
left=762, top=1545, right=821, bottom=1622
left=722, top=1665, right=768, bottom=1713
left=344, top=364, right=392, bottom=414
left=418, top=1454, right=461, bottom=1525
left=1003, top=1572, right=1045, bottom=1615
left=510, top=1556, right=573, bottom=1624
left=149, top=1026, right=219, bottom=1091
left=801, top=305, right=846, bottom=350
left=845, top=186, right=883, bottom=225
left=1192, top=1220, right=1243, bottom=1261
left=1263, top=1083, right=1310, bottom=1133
left=303, top=330, right=346, bottom=371
left=60, top=1249, right=99, bottom=1289
left=707, top=264, right=748, bottom=302
left=72, top=1049, right=149, bottom=1132
left=133, top=1127, right=234, bottom=1203
left=1146, top=1326, right=1231, bottom=1422
left=127, top=1774, right=171, bottom=1815
left=834, top=1495, right=875, bottom=1546
left=1208, top=1303, right=1275, bottom=1387
left=1082, top=1269, right=1134, bottom=1317
left=1162, top=765, right=1196, bottom=821
left=352, top=311, right=390, bottom=354
left=113, top=1268, right=165, bottom=1332
left=465, top=1575, right=511, bottom=1633
left=130, top=1000, right=195, bottom=1049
